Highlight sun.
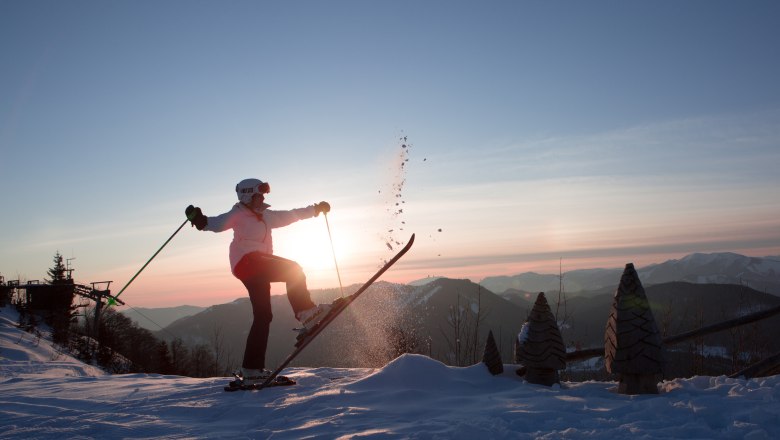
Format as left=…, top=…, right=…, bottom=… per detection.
left=272, top=219, right=354, bottom=278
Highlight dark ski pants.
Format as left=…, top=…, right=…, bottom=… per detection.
left=233, top=252, right=316, bottom=370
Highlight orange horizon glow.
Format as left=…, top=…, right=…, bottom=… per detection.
left=107, top=242, right=780, bottom=309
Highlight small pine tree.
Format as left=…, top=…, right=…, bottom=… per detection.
left=46, top=251, right=68, bottom=284
left=482, top=330, right=503, bottom=375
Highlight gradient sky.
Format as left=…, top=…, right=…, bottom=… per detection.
left=2, top=1, right=780, bottom=308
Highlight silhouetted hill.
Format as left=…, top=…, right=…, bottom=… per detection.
left=158, top=282, right=417, bottom=369
left=398, top=278, right=531, bottom=365
left=156, top=279, right=531, bottom=369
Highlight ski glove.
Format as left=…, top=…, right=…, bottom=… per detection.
left=185, top=205, right=208, bottom=230
left=313, top=201, right=331, bottom=216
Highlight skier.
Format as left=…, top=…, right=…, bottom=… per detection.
left=185, top=178, right=332, bottom=385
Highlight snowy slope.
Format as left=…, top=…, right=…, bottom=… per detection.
left=0, top=308, right=105, bottom=379
left=2, top=305, right=780, bottom=439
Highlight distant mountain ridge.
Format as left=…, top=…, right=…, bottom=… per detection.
left=136, top=251, right=780, bottom=374
left=122, top=305, right=206, bottom=330
left=479, top=252, right=780, bottom=296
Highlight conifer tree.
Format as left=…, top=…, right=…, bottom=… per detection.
left=515, top=292, right=566, bottom=386
left=604, top=263, right=663, bottom=394
left=46, top=251, right=68, bottom=284
left=43, top=251, right=76, bottom=347
left=482, top=330, right=503, bottom=375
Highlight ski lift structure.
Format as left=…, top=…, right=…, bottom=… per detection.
left=0, top=264, right=124, bottom=341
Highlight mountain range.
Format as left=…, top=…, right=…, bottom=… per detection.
left=479, top=252, right=780, bottom=296
left=155, top=280, right=529, bottom=371
left=125, top=252, right=780, bottom=331
left=122, top=305, right=206, bottom=329
left=129, top=251, right=780, bottom=377
left=154, top=280, right=780, bottom=378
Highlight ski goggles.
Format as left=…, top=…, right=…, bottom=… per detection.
left=238, top=181, right=271, bottom=196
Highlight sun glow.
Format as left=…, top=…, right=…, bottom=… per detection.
left=272, top=218, right=355, bottom=285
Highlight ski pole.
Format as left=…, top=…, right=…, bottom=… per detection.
left=107, top=218, right=189, bottom=306
left=323, top=212, right=345, bottom=298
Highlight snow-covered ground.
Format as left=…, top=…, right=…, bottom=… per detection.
left=1, top=305, right=779, bottom=439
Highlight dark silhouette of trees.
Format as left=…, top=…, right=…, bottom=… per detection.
left=5, top=252, right=226, bottom=378
left=90, top=307, right=227, bottom=377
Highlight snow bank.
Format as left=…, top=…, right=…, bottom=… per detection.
left=1, top=306, right=779, bottom=439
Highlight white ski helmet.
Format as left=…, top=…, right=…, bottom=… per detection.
left=236, top=178, right=271, bottom=204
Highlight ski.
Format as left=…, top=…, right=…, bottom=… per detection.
left=256, top=233, right=415, bottom=391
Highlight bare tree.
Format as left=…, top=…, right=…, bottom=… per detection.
left=210, top=323, right=235, bottom=376
left=472, top=285, right=482, bottom=364
left=554, top=258, right=572, bottom=330
left=440, top=291, right=490, bottom=366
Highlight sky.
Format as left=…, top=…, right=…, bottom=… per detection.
left=2, top=1, right=780, bottom=308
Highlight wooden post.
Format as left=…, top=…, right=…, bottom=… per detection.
left=93, top=296, right=103, bottom=342
left=605, top=263, right=664, bottom=394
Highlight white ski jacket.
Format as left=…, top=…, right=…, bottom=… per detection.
left=204, top=203, right=316, bottom=274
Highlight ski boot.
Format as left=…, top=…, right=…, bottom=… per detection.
left=296, top=303, right=333, bottom=328
left=225, top=369, right=295, bottom=391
